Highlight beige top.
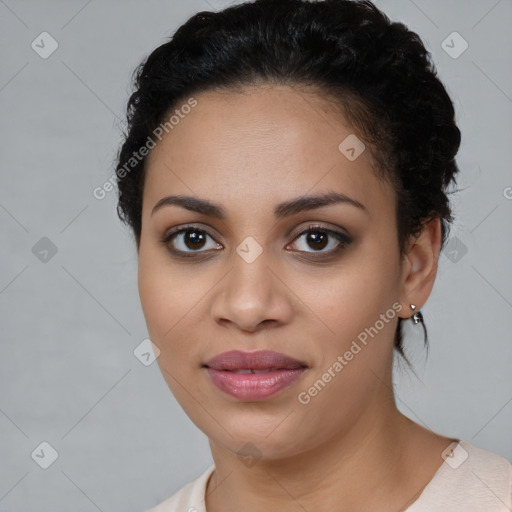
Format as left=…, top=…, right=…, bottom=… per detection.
left=145, top=440, right=512, bottom=511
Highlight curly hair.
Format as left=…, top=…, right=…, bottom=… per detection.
left=114, top=0, right=461, bottom=363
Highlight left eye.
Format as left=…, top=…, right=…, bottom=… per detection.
left=288, top=225, right=351, bottom=254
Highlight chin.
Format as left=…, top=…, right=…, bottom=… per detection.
left=206, top=414, right=310, bottom=460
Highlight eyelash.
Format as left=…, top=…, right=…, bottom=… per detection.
left=159, top=223, right=352, bottom=260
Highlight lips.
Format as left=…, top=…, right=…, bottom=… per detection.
left=203, top=350, right=308, bottom=371
left=203, top=350, right=308, bottom=400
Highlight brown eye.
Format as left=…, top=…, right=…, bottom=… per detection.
left=181, top=229, right=207, bottom=250
left=161, top=225, right=222, bottom=256
left=289, top=225, right=352, bottom=256
left=304, top=231, right=328, bottom=250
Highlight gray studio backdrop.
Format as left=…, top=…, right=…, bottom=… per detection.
left=1, top=0, right=511, bottom=511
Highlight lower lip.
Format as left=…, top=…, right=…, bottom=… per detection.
left=205, top=368, right=307, bottom=401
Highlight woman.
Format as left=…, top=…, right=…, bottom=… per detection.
left=114, top=0, right=512, bottom=510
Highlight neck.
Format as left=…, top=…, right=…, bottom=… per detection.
left=205, top=397, right=427, bottom=512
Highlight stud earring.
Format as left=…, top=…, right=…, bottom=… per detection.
left=409, top=304, right=423, bottom=325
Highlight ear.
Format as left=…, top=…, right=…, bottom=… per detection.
left=398, top=217, right=442, bottom=319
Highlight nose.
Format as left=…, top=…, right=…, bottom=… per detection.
left=209, top=249, right=294, bottom=333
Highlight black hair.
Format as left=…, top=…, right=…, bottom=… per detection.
left=114, top=0, right=461, bottom=364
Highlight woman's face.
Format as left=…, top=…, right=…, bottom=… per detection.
left=138, top=85, right=409, bottom=460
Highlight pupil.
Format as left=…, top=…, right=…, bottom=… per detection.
left=185, top=230, right=205, bottom=250
left=308, top=231, right=327, bottom=250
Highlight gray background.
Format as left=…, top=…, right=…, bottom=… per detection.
left=0, top=0, right=511, bottom=510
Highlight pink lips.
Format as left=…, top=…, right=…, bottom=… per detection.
left=203, top=350, right=308, bottom=401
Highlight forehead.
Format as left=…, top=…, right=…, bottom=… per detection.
left=143, top=85, right=393, bottom=219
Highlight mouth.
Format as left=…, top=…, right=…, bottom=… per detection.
left=203, top=349, right=308, bottom=372
left=215, top=368, right=300, bottom=373
left=202, top=350, right=308, bottom=400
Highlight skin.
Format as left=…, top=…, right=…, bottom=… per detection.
left=137, top=85, right=456, bottom=512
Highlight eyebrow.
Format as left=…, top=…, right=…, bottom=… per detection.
left=151, top=191, right=367, bottom=219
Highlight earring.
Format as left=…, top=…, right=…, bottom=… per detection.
left=409, top=304, right=423, bottom=325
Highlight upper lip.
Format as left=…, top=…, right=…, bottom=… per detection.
left=203, top=350, right=308, bottom=371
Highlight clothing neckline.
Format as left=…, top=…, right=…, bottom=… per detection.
left=200, top=439, right=463, bottom=511
left=399, top=438, right=462, bottom=509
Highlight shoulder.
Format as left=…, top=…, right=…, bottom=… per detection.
left=459, top=440, right=512, bottom=474
left=458, top=440, right=512, bottom=495
left=408, top=440, right=512, bottom=512
left=144, top=465, right=215, bottom=512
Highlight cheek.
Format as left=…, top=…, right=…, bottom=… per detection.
left=302, top=239, right=402, bottom=387
left=137, top=248, right=209, bottom=376
left=137, top=250, right=188, bottom=353
left=138, top=257, right=205, bottom=402
left=138, top=260, right=167, bottom=336
left=309, top=249, right=400, bottom=333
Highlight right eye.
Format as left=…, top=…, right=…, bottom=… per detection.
left=160, top=225, right=223, bottom=258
